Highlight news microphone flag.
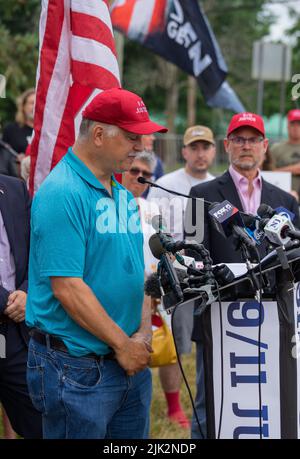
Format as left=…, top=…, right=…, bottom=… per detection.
left=30, top=0, right=121, bottom=195
left=208, top=201, right=244, bottom=238
left=110, top=0, right=245, bottom=111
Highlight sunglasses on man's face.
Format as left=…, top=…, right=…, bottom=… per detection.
left=129, top=167, right=153, bottom=180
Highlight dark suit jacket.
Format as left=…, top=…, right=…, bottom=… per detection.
left=188, top=170, right=300, bottom=342
left=189, top=170, right=300, bottom=264
left=0, top=141, right=18, bottom=178
left=0, top=175, right=31, bottom=343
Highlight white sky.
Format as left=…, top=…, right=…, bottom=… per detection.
left=267, top=1, right=300, bottom=43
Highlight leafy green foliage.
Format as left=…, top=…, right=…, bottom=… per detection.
left=0, top=0, right=39, bottom=127
left=0, top=0, right=299, bottom=134
left=119, top=0, right=278, bottom=133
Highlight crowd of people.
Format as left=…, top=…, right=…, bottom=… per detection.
left=0, top=85, right=300, bottom=439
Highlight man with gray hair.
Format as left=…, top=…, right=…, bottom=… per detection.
left=25, top=88, right=167, bottom=439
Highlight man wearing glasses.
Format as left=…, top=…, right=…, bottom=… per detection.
left=187, top=112, right=300, bottom=438
left=189, top=112, right=300, bottom=266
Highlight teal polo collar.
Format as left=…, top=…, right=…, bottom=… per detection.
left=65, top=147, right=122, bottom=192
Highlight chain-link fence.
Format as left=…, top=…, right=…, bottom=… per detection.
left=154, top=133, right=282, bottom=173
left=154, top=134, right=228, bottom=172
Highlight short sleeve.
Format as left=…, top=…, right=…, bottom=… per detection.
left=32, top=190, right=87, bottom=277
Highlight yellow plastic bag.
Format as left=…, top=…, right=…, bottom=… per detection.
left=150, top=314, right=177, bottom=368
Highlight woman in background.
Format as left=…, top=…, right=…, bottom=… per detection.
left=2, top=88, right=35, bottom=177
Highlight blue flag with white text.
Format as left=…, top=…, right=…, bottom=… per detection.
left=111, top=0, right=245, bottom=112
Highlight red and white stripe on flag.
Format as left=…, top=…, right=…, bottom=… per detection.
left=30, top=0, right=121, bottom=195
left=110, top=0, right=168, bottom=39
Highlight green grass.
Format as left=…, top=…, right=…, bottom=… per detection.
left=0, top=349, right=196, bottom=440
left=150, top=348, right=196, bottom=439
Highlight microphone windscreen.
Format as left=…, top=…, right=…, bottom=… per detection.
left=149, top=234, right=166, bottom=259
left=212, top=264, right=235, bottom=286
left=137, top=176, right=147, bottom=184
left=144, top=268, right=188, bottom=298
left=257, top=203, right=275, bottom=219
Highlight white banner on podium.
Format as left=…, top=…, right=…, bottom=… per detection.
left=210, top=300, right=280, bottom=438
left=293, top=283, right=300, bottom=439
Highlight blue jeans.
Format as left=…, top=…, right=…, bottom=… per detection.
left=26, top=337, right=152, bottom=439
left=191, top=342, right=207, bottom=439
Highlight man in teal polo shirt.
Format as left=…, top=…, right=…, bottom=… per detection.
left=25, top=88, right=167, bottom=439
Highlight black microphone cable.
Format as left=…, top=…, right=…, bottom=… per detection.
left=215, top=279, right=225, bottom=440
left=170, top=301, right=206, bottom=440
left=239, top=243, right=264, bottom=439
left=254, top=247, right=264, bottom=440
left=138, top=176, right=256, bottom=221
left=178, top=243, right=223, bottom=439
left=149, top=230, right=230, bottom=438
left=162, top=241, right=213, bottom=439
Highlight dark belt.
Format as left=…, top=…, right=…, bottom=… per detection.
left=30, top=329, right=115, bottom=361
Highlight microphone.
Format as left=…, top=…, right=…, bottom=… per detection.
left=274, top=206, right=295, bottom=222
left=138, top=176, right=194, bottom=200
left=212, top=264, right=235, bottom=286
left=208, top=200, right=256, bottom=249
left=256, top=203, right=295, bottom=227
left=148, top=233, right=184, bottom=304
left=257, top=203, right=275, bottom=219
left=242, top=211, right=266, bottom=246
left=262, top=214, right=300, bottom=245
left=151, top=215, right=186, bottom=254
left=256, top=203, right=295, bottom=223
left=138, top=176, right=154, bottom=185
left=151, top=215, right=215, bottom=263
left=139, top=177, right=260, bottom=226
left=148, top=233, right=166, bottom=259
left=256, top=204, right=299, bottom=246
left=144, top=269, right=188, bottom=300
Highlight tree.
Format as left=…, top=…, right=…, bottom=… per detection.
left=0, top=0, right=40, bottom=127
left=119, top=0, right=276, bottom=134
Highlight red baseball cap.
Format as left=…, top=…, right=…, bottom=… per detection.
left=82, top=88, right=167, bottom=134
left=287, top=109, right=300, bottom=122
left=227, top=112, right=265, bottom=137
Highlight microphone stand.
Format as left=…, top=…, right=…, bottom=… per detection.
left=139, top=177, right=255, bottom=221
left=239, top=243, right=261, bottom=300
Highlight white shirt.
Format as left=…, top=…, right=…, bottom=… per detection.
left=147, top=168, right=214, bottom=240
left=137, top=198, right=160, bottom=276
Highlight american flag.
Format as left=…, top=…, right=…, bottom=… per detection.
left=29, top=0, right=121, bottom=195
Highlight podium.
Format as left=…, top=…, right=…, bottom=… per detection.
left=198, top=243, right=300, bottom=439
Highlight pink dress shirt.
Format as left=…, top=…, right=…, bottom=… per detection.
left=229, top=165, right=262, bottom=215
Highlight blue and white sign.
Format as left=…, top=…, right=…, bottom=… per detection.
left=210, top=300, right=280, bottom=438
left=293, top=282, right=300, bottom=439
